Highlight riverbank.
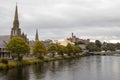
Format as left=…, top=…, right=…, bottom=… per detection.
left=0, top=53, right=89, bottom=70
left=90, top=51, right=120, bottom=55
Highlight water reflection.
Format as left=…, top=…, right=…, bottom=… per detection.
left=4, top=67, right=29, bottom=80
left=1, top=56, right=120, bottom=80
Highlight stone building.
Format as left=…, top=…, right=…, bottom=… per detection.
left=67, top=33, right=90, bottom=45
left=29, top=29, right=39, bottom=54
left=29, top=29, right=53, bottom=54
left=0, top=4, right=28, bottom=58
left=11, top=4, right=28, bottom=42
left=35, top=29, right=39, bottom=41
left=53, top=39, right=74, bottom=46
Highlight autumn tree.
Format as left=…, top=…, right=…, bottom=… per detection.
left=6, top=37, right=30, bottom=61
left=66, top=43, right=73, bottom=56
left=73, top=46, right=82, bottom=55
left=32, top=40, right=47, bottom=59
left=57, top=45, right=67, bottom=57
left=47, top=43, right=58, bottom=57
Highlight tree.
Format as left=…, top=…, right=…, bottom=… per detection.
left=107, top=43, right=115, bottom=51
left=73, top=46, right=82, bottom=55
left=86, top=42, right=97, bottom=52
left=102, top=42, right=117, bottom=51
left=95, top=40, right=102, bottom=48
left=6, top=37, right=30, bottom=61
left=33, top=40, right=47, bottom=59
left=66, top=43, right=73, bottom=56
left=47, top=43, right=58, bottom=57
left=115, top=43, right=120, bottom=50
left=102, top=42, right=108, bottom=51
left=57, top=45, right=66, bottom=57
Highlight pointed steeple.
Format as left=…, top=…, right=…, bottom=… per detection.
left=13, top=3, right=19, bottom=27
left=35, top=29, right=39, bottom=41
left=11, top=4, right=21, bottom=38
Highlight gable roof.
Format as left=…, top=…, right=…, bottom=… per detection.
left=0, top=35, right=10, bottom=48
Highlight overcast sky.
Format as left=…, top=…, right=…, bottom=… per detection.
left=0, top=0, right=120, bottom=42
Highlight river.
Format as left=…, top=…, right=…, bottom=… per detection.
left=0, top=55, right=120, bottom=80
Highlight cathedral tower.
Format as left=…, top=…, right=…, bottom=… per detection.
left=11, top=4, right=21, bottom=38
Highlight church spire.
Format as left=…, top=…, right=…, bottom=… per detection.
left=35, top=29, right=39, bottom=41
left=11, top=4, right=21, bottom=38
left=13, top=3, right=19, bottom=27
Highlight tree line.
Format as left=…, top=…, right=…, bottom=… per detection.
left=86, top=40, right=120, bottom=52
left=6, top=37, right=82, bottom=61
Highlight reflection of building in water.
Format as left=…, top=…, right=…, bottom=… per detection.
left=67, top=33, right=90, bottom=45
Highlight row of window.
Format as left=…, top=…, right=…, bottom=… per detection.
left=0, top=48, right=6, bottom=52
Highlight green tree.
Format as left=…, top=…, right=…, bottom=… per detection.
left=107, top=43, right=116, bottom=51
left=115, top=43, right=120, bottom=49
left=86, top=42, right=97, bottom=52
left=6, top=37, right=30, bottom=61
left=73, top=46, right=82, bottom=55
left=102, top=42, right=108, bottom=51
left=66, top=43, right=73, bottom=56
left=102, top=42, right=117, bottom=51
left=57, top=45, right=66, bottom=57
left=47, top=43, right=58, bottom=57
left=33, top=40, right=47, bottom=59
left=95, top=40, right=102, bottom=48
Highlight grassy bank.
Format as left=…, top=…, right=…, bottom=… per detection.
left=0, top=54, right=88, bottom=70
left=0, top=59, right=43, bottom=70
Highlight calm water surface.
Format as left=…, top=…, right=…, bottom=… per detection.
left=0, top=56, right=120, bottom=80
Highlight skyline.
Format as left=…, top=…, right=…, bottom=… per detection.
left=1, top=0, right=120, bottom=42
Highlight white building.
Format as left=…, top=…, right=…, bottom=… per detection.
left=53, top=39, right=74, bottom=46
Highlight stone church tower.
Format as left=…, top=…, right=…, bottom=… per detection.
left=10, top=4, right=28, bottom=42
left=11, top=4, right=21, bottom=38
left=35, top=29, right=39, bottom=41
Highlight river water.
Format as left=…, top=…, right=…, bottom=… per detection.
left=0, top=55, right=120, bottom=80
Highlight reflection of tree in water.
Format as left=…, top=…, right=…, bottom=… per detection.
left=66, top=59, right=76, bottom=66
left=50, top=62, right=56, bottom=73
left=6, top=67, right=29, bottom=80
left=0, top=58, right=81, bottom=80
left=31, top=63, right=47, bottom=79
left=49, top=60, right=65, bottom=72
left=95, top=56, right=102, bottom=71
left=57, top=60, right=65, bottom=71
left=49, top=60, right=77, bottom=72
left=0, top=69, right=8, bottom=80
left=0, top=69, right=8, bottom=75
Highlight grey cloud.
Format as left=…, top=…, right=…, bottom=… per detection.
left=0, top=0, right=120, bottom=42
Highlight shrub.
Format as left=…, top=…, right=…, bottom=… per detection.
left=1, top=58, right=8, bottom=64
left=0, top=63, right=7, bottom=70
left=38, top=56, right=44, bottom=60
left=8, top=61, right=17, bottom=69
